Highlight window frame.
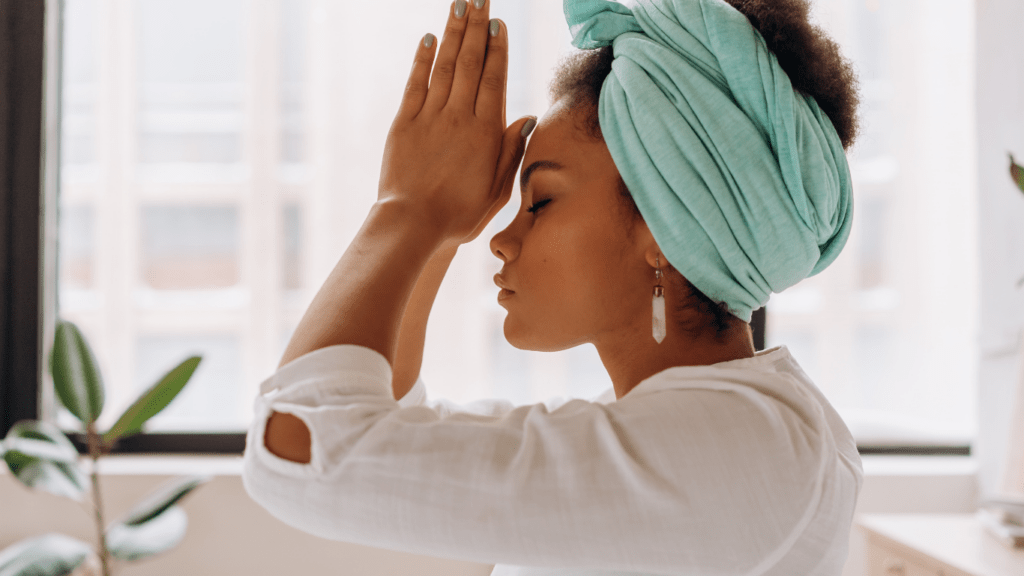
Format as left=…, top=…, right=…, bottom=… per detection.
left=0, top=0, right=46, bottom=439
left=0, top=1, right=966, bottom=457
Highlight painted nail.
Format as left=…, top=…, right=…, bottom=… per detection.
left=473, top=0, right=485, bottom=9
left=489, top=19, right=499, bottom=37
left=454, top=0, right=466, bottom=18
left=521, top=117, right=537, bottom=138
left=423, top=33, right=435, bottom=48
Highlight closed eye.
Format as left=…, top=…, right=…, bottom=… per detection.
left=526, top=198, right=551, bottom=214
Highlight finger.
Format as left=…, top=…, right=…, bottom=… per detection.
left=492, top=116, right=536, bottom=201
left=480, top=117, right=535, bottom=230
left=423, top=1, right=470, bottom=112
left=474, top=18, right=507, bottom=120
left=448, top=0, right=490, bottom=111
left=501, top=22, right=507, bottom=128
left=397, top=33, right=438, bottom=122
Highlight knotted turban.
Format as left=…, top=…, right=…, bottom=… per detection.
left=564, top=0, right=853, bottom=322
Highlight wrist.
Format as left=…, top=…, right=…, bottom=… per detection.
left=369, top=199, right=450, bottom=252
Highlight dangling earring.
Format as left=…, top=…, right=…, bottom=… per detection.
left=652, top=255, right=666, bottom=344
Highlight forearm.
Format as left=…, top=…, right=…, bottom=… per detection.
left=268, top=201, right=446, bottom=463
left=279, top=200, right=445, bottom=369
left=392, top=242, right=458, bottom=401
left=264, top=0, right=523, bottom=464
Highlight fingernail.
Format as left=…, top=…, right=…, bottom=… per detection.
left=489, top=19, right=499, bottom=37
left=521, top=117, right=537, bottom=138
left=423, top=33, right=435, bottom=48
left=473, top=0, right=485, bottom=8
left=454, top=0, right=466, bottom=18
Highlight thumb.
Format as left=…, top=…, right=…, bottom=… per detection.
left=493, top=116, right=538, bottom=200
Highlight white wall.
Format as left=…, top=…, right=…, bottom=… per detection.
left=974, top=0, right=1024, bottom=500
left=0, top=455, right=976, bottom=576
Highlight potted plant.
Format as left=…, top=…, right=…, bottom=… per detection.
left=0, top=320, right=208, bottom=575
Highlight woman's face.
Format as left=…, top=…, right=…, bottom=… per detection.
left=489, top=98, right=657, bottom=352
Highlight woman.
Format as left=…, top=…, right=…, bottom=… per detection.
left=242, top=0, right=862, bottom=574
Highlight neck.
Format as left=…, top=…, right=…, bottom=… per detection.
left=596, top=322, right=756, bottom=400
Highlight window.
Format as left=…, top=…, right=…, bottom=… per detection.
left=764, top=0, right=977, bottom=450
left=3, top=0, right=973, bottom=453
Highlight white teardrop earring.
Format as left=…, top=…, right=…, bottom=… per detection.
left=652, top=256, right=666, bottom=344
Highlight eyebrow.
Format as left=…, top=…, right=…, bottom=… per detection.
left=519, top=160, right=564, bottom=194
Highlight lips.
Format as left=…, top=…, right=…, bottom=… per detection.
left=494, top=273, right=516, bottom=302
left=493, top=273, right=515, bottom=293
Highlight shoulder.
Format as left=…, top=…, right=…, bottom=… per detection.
left=625, top=346, right=821, bottom=415
left=611, top=346, right=835, bottom=465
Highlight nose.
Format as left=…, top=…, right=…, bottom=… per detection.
left=489, top=219, right=520, bottom=263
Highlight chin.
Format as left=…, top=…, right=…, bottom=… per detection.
left=502, top=316, right=581, bottom=353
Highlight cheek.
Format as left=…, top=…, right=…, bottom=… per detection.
left=519, top=219, right=589, bottom=290
left=521, top=215, right=635, bottom=312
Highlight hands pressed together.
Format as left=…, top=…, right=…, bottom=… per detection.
left=377, top=0, right=536, bottom=246
left=269, top=1, right=535, bottom=443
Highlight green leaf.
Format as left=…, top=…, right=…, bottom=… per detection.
left=106, top=506, right=188, bottom=561
left=50, top=321, right=104, bottom=425
left=120, top=474, right=209, bottom=526
left=4, top=421, right=79, bottom=459
left=4, top=438, right=78, bottom=464
left=3, top=421, right=73, bottom=445
left=3, top=451, right=88, bottom=501
left=103, top=475, right=208, bottom=561
left=0, top=534, right=92, bottom=576
left=2, top=421, right=88, bottom=501
left=102, top=356, right=201, bottom=445
left=1010, top=153, right=1024, bottom=194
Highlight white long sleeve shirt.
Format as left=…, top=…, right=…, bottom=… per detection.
left=241, top=344, right=862, bottom=576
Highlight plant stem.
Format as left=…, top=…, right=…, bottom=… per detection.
left=87, top=425, right=111, bottom=576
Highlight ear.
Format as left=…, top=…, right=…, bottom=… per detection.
left=633, top=220, right=663, bottom=269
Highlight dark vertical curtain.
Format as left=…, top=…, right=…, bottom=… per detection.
left=0, top=0, right=46, bottom=435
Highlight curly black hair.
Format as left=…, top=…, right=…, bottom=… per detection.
left=548, top=0, right=860, bottom=341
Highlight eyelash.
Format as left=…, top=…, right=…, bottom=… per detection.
left=527, top=198, right=551, bottom=214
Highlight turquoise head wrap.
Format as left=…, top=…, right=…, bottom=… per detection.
left=563, top=0, right=854, bottom=322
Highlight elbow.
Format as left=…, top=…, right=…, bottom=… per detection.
left=264, top=411, right=312, bottom=464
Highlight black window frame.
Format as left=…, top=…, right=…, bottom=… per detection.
left=1, top=0, right=47, bottom=442
left=0, top=1, right=967, bottom=457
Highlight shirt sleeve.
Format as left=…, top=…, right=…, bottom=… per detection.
left=242, top=344, right=840, bottom=574
left=396, top=370, right=520, bottom=418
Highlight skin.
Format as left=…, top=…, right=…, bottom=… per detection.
left=263, top=0, right=755, bottom=464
